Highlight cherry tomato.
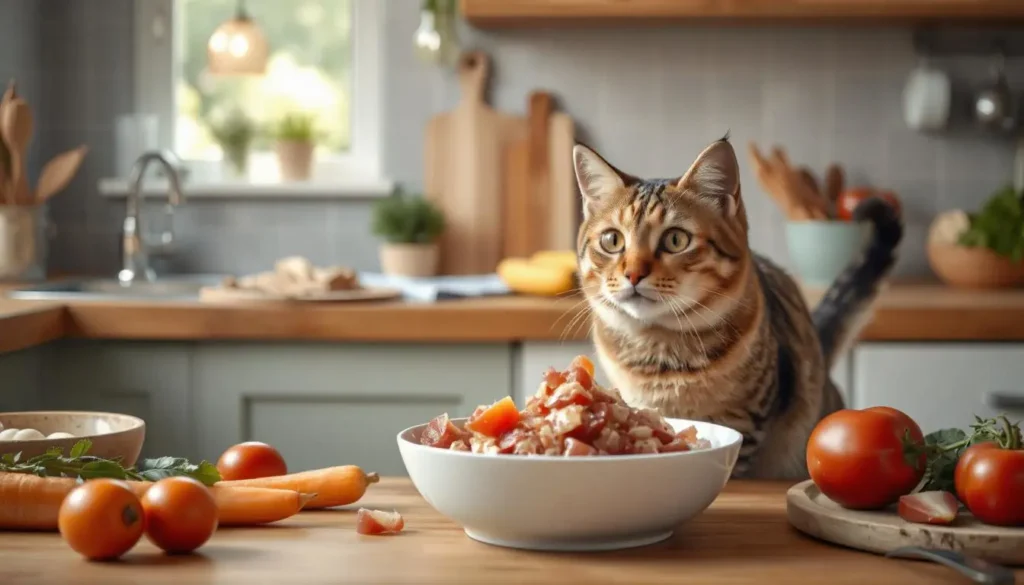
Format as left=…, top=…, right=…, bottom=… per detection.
left=141, top=477, right=218, bottom=554
left=836, top=188, right=901, bottom=221
left=217, top=441, right=287, bottom=481
left=806, top=406, right=925, bottom=509
left=464, top=396, right=521, bottom=438
left=954, top=442, right=1024, bottom=526
left=59, top=479, right=144, bottom=561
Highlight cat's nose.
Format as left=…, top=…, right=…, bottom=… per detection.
left=625, top=269, right=650, bottom=287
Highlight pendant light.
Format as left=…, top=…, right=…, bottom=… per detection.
left=207, top=0, right=269, bottom=76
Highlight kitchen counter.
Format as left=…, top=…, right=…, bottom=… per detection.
left=0, top=478, right=1006, bottom=585
left=3, top=283, right=1024, bottom=354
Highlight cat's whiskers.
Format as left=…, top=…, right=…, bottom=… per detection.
left=550, top=292, right=593, bottom=331
left=666, top=296, right=711, bottom=378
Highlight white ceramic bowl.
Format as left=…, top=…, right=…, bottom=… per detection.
left=397, top=417, right=742, bottom=551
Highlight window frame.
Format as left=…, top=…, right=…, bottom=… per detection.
left=133, top=0, right=384, bottom=185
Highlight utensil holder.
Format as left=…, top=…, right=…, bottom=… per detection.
left=0, top=205, right=49, bottom=282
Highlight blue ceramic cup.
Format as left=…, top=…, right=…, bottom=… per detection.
left=784, top=220, right=869, bottom=288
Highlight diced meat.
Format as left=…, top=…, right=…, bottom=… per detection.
left=564, top=437, right=597, bottom=457
left=420, top=413, right=465, bottom=449
left=420, top=355, right=710, bottom=457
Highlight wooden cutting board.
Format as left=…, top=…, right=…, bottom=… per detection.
left=502, top=91, right=577, bottom=259
left=787, top=480, right=1024, bottom=565
left=425, top=51, right=526, bottom=275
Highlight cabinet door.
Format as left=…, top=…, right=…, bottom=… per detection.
left=853, top=343, right=1024, bottom=432
left=41, top=341, right=194, bottom=460
left=193, top=343, right=512, bottom=477
left=0, top=347, right=43, bottom=411
left=518, top=342, right=607, bottom=403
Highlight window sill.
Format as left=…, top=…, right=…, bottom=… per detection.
left=97, top=176, right=395, bottom=200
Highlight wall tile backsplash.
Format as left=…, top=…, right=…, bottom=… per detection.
left=2, top=0, right=1022, bottom=278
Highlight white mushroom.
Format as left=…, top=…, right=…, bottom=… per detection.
left=47, top=432, right=75, bottom=439
left=12, top=428, right=45, bottom=441
left=0, top=428, right=19, bottom=440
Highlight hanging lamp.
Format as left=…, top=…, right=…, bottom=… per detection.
left=207, top=0, right=269, bottom=75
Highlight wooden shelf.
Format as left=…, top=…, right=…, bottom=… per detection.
left=461, top=0, right=1024, bottom=27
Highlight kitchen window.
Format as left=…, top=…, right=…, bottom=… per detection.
left=127, top=0, right=387, bottom=196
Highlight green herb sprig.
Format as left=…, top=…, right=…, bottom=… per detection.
left=0, top=440, right=221, bottom=486
left=904, top=415, right=1022, bottom=493
left=958, top=185, right=1024, bottom=261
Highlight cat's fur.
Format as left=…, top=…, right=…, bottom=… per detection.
left=573, top=137, right=902, bottom=479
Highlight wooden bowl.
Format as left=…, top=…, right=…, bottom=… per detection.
left=928, top=242, right=1024, bottom=289
left=0, top=411, right=145, bottom=466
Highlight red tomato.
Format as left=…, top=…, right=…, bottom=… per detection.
left=141, top=477, right=218, bottom=554
left=217, top=441, right=288, bottom=481
left=836, top=188, right=901, bottom=221
left=464, top=396, right=521, bottom=438
left=954, top=442, right=1024, bottom=526
left=59, top=479, right=145, bottom=561
left=806, top=406, right=925, bottom=509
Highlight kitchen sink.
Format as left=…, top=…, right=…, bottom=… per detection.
left=5, top=274, right=226, bottom=302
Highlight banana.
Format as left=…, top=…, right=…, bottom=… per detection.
left=529, top=250, right=578, bottom=273
left=498, top=258, right=576, bottom=297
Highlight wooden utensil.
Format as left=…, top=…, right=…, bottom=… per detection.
left=824, top=164, right=845, bottom=218
left=747, top=142, right=828, bottom=221
left=547, top=106, right=577, bottom=251
left=503, top=129, right=532, bottom=258
left=503, top=92, right=553, bottom=258
left=0, top=80, right=16, bottom=205
left=1, top=97, right=34, bottom=206
left=35, top=145, right=88, bottom=205
left=424, top=51, right=526, bottom=275
left=787, top=480, right=1024, bottom=566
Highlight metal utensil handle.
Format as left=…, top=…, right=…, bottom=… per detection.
left=886, top=546, right=1016, bottom=585
left=985, top=392, right=1024, bottom=411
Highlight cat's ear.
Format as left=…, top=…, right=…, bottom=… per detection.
left=677, top=138, right=741, bottom=216
left=573, top=144, right=627, bottom=218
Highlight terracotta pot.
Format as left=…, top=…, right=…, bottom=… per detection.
left=380, top=243, right=439, bottom=278
left=275, top=140, right=314, bottom=181
left=928, top=241, right=1024, bottom=289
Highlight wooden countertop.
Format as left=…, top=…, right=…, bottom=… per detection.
left=0, top=478, right=1007, bottom=585
left=3, top=283, right=1024, bottom=354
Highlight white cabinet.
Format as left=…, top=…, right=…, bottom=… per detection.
left=192, top=343, right=512, bottom=476
left=853, top=343, right=1024, bottom=432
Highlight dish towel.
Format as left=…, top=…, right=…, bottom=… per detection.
left=358, top=273, right=511, bottom=303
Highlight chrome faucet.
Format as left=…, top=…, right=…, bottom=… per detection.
left=119, top=150, right=185, bottom=285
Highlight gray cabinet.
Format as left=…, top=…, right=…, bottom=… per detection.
left=41, top=341, right=194, bottom=461
left=192, top=343, right=512, bottom=476
left=0, top=347, right=43, bottom=411
left=852, top=343, right=1024, bottom=432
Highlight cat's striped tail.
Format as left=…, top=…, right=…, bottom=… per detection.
left=812, top=197, right=904, bottom=368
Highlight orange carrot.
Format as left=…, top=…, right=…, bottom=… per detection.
left=217, top=466, right=380, bottom=509
left=0, top=472, right=313, bottom=530
left=0, top=473, right=78, bottom=530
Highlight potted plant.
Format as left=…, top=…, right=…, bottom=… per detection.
left=371, top=188, right=445, bottom=277
left=271, top=112, right=317, bottom=181
left=210, top=109, right=256, bottom=179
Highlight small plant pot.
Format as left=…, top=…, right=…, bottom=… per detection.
left=275, top=140, right=314, bottom=181
left=380, top=243, right=439, bottom=278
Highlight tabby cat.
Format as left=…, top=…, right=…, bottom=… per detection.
left=572, top=137, right=902, bottom=479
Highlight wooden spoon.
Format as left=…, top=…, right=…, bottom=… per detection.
left=35, top=145, right=88, bottom=204
left=1, top=97, right=33, bottom=206
left=0, top=80, right=16, bottom=205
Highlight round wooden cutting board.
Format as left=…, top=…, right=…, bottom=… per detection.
left=198, top=286, right=402, bottom=304
left=786, top=480, right=1024, bottom=565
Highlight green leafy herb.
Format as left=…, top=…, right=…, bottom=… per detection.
left=916, top=415, right=1021, bottom=492
left=371, top=186, right=446, bottom=244
left=0, top=440, right=221, bottom=486
left=958, top=185, right=1024, bottom=261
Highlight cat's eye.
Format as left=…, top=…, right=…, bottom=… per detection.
left=660, top=228, right=691, bottom=253
left=599, top=229, right=625, bottom=254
